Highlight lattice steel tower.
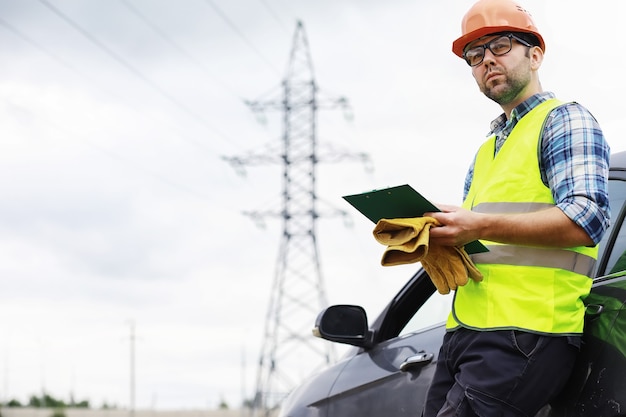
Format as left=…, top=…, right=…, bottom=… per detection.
left=224, top=21, right=369, bottom=416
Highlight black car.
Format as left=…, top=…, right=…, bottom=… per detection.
left=278, top=150, right=626, bottom=417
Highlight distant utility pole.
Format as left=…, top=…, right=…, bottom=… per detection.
left=129, top=320, right=135, bottom=417
left=224, top=20, right=370, bottom=417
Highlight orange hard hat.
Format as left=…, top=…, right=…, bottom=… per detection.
left=452, top=0, right=545, bottom=58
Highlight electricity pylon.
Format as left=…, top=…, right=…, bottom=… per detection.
left=223, top=20, right=370, bottom=417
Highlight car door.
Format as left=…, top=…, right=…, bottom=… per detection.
left=549, top=167, right=626, bottom=417
left=323, top=273, right=450, bottom=416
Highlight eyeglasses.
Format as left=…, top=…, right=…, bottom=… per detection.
left=463, top=33, right=533, bottom=67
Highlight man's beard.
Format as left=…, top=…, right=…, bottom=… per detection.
left=481, top=69, right=530, bottom=105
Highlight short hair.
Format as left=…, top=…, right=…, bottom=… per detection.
left=511, top=32, right=541, bottom=48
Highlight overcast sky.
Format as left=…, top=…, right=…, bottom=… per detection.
left=1, top=0, right=625, bottom=411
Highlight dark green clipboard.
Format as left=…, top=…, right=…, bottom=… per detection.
left=343, top=184, right=489, bottom=254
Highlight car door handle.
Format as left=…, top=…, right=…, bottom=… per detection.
left=586, top=304, right=604, bottom=316
left=400, top=352, right=434, bottom=372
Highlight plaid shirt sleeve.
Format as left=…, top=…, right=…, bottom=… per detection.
left=541, top=102, right=611, bottom=245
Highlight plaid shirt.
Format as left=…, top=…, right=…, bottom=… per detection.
left=463, top=92, right=611, bottom=244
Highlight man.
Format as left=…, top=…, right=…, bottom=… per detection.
left=422, top=0, right=611, bottom=416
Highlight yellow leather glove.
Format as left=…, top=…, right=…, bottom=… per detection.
left=373, top=217, right=483, bottom=295
left=372, top=217, right=441, bottom=266
left=421, top=245, right=483, bottom=294
left=455, top=245, right=483, bottom=283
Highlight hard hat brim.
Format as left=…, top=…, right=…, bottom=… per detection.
left=452, top=26, right=545, bottom=58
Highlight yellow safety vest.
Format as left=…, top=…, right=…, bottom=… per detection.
left=446, top=99, right=597, bottom=334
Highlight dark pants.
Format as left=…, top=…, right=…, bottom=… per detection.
left=423, top=328, right=579, bottom=417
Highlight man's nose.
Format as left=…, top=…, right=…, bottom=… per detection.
left=481, top=48, right=497, bottom=64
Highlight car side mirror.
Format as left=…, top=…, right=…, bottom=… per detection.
left=313, top=305, right=373, bottom=348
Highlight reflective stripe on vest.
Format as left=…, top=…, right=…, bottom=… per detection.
left=471, top=246, right=595, bottom=277
left=470, top=201, right=596, bottom=276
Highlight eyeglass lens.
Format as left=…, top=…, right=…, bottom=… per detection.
left=464, top=36, right=513, bottom=67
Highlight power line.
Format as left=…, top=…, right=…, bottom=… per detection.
left=257, top=0, right=291, bottom=34
left=36, top=0, right=238, bottom=149
left=119, top=0, right=244, bottom=101
left=201, top=0, right=282, bottom=77
left=0, top=16, right=216, bottom=156
left=0, top=16, right=81, bottom=79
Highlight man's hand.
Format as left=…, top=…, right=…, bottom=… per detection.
left=425, top=204, right=594, bottom=248
left=425, top=205, right=484, bottom=247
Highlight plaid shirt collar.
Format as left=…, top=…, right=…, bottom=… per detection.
left=488, top=91, right=556, bottom=154
left=488, top=91, right=556, bottom=136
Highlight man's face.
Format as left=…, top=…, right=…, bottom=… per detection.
left=467, top=34, right=533, bottom=106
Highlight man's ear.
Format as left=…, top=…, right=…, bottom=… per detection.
left=530, top=46, right=544, bottom=70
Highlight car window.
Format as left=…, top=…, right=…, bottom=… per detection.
left=607, top=216, right=626, bottom=275
left=599, top=179, right=626, bottom=275
left=399, top=292, right=453, bottom=336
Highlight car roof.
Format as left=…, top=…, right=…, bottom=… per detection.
left=610, top=150, right=626, bottom=171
